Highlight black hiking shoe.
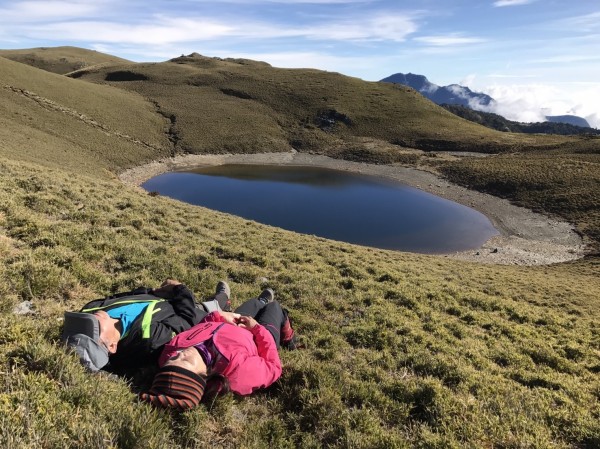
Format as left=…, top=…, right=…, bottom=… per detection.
left=258, top=288, right=274, bottom=305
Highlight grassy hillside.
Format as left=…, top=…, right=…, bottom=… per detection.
left=0, top=55, right=171, bottom=173
left=0, top=48, right=599, bottom=448
left=69, top=53, right=592, bottom=157
left=431, top=149, right=600, bottom=252
left=0, top=46, right=131, bottom=75
left=1, top=157, right=599, bottom=448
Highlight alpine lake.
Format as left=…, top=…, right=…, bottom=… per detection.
left=142, top=164, right=498, bottom=254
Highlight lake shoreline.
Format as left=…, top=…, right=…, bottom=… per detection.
left=119, top=151, right=587, bottom=266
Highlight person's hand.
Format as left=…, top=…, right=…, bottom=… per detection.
left=160, top=279, right=182, bottom=287
left=152, top=279, right=183, bottom=298
left=236, top=316, right=258, bottom=330
left=219, top=311, right=241, bottom=325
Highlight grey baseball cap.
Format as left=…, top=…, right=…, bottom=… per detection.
left=62, top=312, right=109, bottom=372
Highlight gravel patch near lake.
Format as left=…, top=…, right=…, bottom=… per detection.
left=119, top=151, right=586, bottom=266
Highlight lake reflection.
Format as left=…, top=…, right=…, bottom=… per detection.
left=142, top=164, right=498, bottom=254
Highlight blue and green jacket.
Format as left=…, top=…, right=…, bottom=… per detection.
left=80, top=284, right=205, bottom=374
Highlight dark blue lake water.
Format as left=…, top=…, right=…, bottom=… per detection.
left=142, top=164, right=498, bottom=254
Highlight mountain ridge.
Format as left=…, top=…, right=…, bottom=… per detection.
left=380, top=72, right=592, bottom=129
left=0, top=46, right=131, bottom=75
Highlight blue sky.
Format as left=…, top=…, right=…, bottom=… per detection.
left=1, top=0, right=599, bottom=127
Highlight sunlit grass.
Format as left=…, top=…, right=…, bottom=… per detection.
left=436, top=150, right=600, bottom=251
left=1, top=48, right=599, bottom=448
left=1, top=157, right=599, bottom=448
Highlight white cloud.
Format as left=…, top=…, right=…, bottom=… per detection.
left=493, top=0, right=535, bottom=7
left=303, top=14, right=417, bottom=42
left=460, top=74, right=477, bottom=86
left=260, top=0, right=369, bottom=2
left=187, top=0, right=368, bottom=2
left=7, top=11, right=419, bottom=44
left=414, top=34, right=485, bottom=46
left=529, top=54, right=600, bottom=64
left=0, top=0, right=105, bottom=21
left=559, top=12, right=600, bottom=32
left=585, top=113, right=600, bottom=129
left=31, top=17, right=234, bottom=44
left=471, top=83, right=600, bottom=128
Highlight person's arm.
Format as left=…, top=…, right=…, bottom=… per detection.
left=146, top=284, right=206, bottom=351
left=159, top=283, right=205, bottom=327
left=234, top=317, right=282, bottom=392
left=251, top=325, right=282, bottom=370
left=93, top=286, right=152, bottom=304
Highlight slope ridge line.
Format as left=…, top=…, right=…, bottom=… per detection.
left=3, top=84, right=165, bottom=152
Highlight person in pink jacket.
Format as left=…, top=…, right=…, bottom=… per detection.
left=139, top=286, right=296, bottom=410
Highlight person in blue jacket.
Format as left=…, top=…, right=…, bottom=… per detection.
left=62, top=279, right=231, bottom=375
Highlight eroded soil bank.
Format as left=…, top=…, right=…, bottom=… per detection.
left=119, top=151, right=586, bottom=266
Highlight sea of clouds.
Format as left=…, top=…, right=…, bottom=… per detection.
left=467, top=83, right=600, bottom=129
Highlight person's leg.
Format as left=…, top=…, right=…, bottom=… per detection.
left=201, top=281, right=232, bottom=312
left=234, top=297, right=266, bottom=317
left=236, top=289, right=296, bottom=349
left=280, top=308, right=297, bottom=350
left=254, top=301, right=286, bottom=348
left=234, top=288, right=274, bottom=317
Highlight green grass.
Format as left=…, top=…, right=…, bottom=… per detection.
left=1, top=157, right=600, bottom=449
left=434, top=150, right=600, bottom=252
left=71, top=53, right=593, bottom=157
left=0, top=46, right=131, bottom=75
left=0, top=55, right=171, bottom=174
left=1, top=47, right=599, bottom=448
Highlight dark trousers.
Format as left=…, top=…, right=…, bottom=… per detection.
left=235, top=299, right=285, bottom=348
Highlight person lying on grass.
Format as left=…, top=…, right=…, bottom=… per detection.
left=140, top=287, right=297, bottom=410
left=61, top=279, right=232, bottom=375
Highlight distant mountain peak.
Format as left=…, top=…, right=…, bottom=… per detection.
left=380, top=72, right=493, bottom=108
left=546, top=115, right=590, bottom=128
left=380, top=72, right=591, bottom=128
left=382, top=73, right=438, bottom=94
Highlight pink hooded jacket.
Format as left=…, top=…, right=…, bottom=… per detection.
left=158, top=311, right=282, bottom=395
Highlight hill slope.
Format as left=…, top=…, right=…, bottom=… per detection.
left=1, top=156, right=599, bottom=448
left=69, top=53, right=590, bottom=156
left=0, top=55, right=171, bottom=174
left=0, top=47, right=599, bottom=448
left=0, top=46, right=131, bottom=75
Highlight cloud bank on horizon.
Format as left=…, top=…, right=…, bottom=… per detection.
left=0, top=0, right=598, bottom=128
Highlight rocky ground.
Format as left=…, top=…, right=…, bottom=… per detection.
left=119, top=151, right=586, bottom=266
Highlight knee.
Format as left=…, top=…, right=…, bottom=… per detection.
left=264, top=301, right=283, bottom=312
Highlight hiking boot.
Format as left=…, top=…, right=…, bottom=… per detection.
left=215, top=280, right=232, bottom=312
left=258, top=288, right=274, bottom=305
left=215, top=281, right=231, bottom=299
left=281, top=308, right=298, bottom=350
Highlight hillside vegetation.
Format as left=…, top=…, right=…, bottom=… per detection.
left=68, top=52, right=593, bottom=157
left=0, top=46, right=131, bottom=75
left=0, top=48, right=599, bottom=448
left=0, top=55, right=170, bottom=173
left=440, top=104, right=600, bottom=136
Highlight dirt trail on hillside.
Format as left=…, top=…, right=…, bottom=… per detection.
left=119, top=151, right=586, bottom=266
left=3, top=84, right=161, bottom=151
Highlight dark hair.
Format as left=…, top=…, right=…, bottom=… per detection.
left=202, top=373, right=230, bottom=402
